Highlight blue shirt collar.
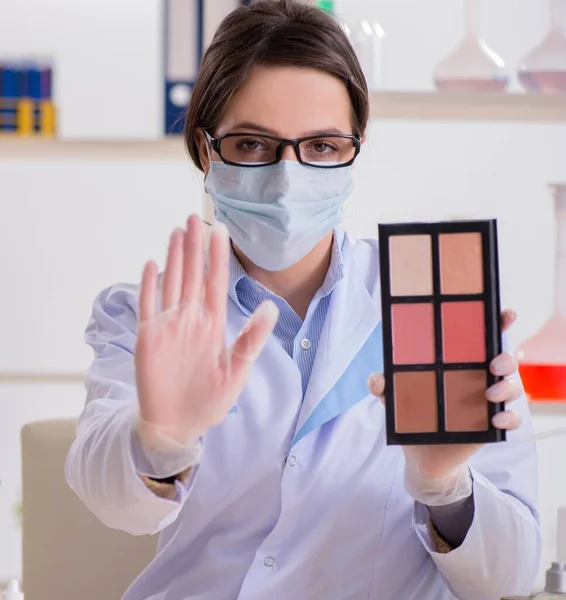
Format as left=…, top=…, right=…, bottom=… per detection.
left=228, top=229, right=345, bottom=313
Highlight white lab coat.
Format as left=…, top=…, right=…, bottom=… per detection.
left=66, top=232, right=540, bottom=600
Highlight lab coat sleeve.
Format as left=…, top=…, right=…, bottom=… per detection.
left=65, top=283, right=198, bottom=536
left=413, top=383, right=541, bottom=600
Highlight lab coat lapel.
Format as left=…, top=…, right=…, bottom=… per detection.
left=292, top=241, right=383, bottom=447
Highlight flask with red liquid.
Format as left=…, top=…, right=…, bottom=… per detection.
left=517, top=184, right=566, bottom=402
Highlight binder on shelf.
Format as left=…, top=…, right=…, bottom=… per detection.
left=0, top=60, right=55, bottom=136
left=164, top=0, right=203, bottom=135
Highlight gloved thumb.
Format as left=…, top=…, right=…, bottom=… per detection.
left=367, top=372, right=385, bottom=399
left=229, top=300, right=279, bottom=380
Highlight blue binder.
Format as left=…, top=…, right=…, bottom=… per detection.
left=164, top=0, right=204, bottom=135
left=0, top=61, right=53, bottom=133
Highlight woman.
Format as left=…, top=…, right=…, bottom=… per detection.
left=65, top=1, right=541, bottom=599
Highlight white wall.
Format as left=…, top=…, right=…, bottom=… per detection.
left=0, top=158, right=203, bottom=372
left=1, top=0, right=566, bottom=592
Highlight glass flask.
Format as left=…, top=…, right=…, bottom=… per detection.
left=517, top=184, right=566, bottom=402
left=518, top=0, right=566, bottom=92
left=434, top=0, right=509, bottom=92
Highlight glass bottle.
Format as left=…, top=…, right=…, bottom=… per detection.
left=532, top=562, right=566, bottom=598
left=517, top=184, right=566, bottom=402
left=434, top=0, right=509, bottom=92
left=344, top=17, right=385, bottom=92
left=518, top=0, right=566, bottom=93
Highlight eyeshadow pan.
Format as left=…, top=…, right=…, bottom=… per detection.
left=444, top=370, right=489, bottom=431
left=442, top=301, right=486, bottom=363
left=394, top=371, right=437, bottom=433
left=389, top=235, right=433, bottom=296
left=439, top=232, right=484, bottom=295
left=391, top=303, right=435, bottom=365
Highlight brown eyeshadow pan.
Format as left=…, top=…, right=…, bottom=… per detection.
left=394, top=371, right=437, bottom=433
left=444, top=370, right=489, bottom=432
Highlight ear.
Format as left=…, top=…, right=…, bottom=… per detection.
left=196, top=129, right=210, bottom=174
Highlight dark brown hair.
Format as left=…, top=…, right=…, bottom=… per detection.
left=184, top=0, right=369, bottom=171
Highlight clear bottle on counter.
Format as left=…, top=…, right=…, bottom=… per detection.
left=518, top=0, right=566, bottom=92
left=1, top=580, right=23, bottom=600
left=533, top=562, right=566, bottom=597
left=517, top=184, right=566, bottom=402
left=434, top=0, right=509, bottom=92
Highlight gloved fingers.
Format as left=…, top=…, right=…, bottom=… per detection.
left=229, top=301, right=279, bottom=374
left=204, top=222, right=230, bottom=333
left=162, top=228, right=185, bottom=310
left=181, top=215, right=206, bottom=303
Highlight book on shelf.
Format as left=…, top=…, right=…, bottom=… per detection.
left=0, top=60, right=55, bottom=136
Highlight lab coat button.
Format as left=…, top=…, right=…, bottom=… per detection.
left=264, top=556, right=276, bottom=568
left=287, top=455, right=297, bottom=467
left=300, top=338, right=311, bottom=350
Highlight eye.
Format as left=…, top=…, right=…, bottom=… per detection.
left=220, top=134, right=279, bottom=164
left=302, top=138, right=340, bottom=157
left=234, top=136, right=271, bottom=153
left=312, top=141, right=338, bottom=154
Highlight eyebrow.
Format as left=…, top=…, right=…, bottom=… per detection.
left=224, top=122, right=349, bottom=137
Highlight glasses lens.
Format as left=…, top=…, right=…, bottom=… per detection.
left=299, top=136, right=357, bottom=166
left=219, top=135, right=279, bottom=165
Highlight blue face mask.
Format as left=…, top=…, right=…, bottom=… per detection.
left=204, top=161, right=353, bottom=271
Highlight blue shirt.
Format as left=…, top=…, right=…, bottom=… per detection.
left=228, top=230, right=345, bottom=396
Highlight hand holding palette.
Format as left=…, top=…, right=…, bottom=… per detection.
left=378, top=220, right=505, bottom=446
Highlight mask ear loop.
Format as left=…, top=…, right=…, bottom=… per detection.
left=202, top=129, right=215, bottom=228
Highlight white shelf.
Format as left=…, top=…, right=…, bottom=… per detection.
left=527, top=401, right=566, bottom=415
left=0, top=137, right=188, bottom=160
left=0, top=371, right=84, bottom=383
left=1, top=92, right=565, bottom=160
left=370, top=91, right=566, bottom=122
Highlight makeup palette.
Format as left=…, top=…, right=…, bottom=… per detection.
left=378, top=220, right=505, bottom=445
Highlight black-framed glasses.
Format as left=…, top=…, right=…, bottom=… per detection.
left=204, top=131, right=361, bottom=169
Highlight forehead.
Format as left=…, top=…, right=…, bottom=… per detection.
left=216, top=65, right=352, bottom=137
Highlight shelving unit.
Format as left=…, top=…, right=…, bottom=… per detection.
left=1, top=92, right=566, bottom=160
left=0, top=137, right=188, bottom=160
left=527, top=401, right=566, bottom=415
left=0, top=371, right=84, bottom=383
left=370, top=91, right=566, bottom=122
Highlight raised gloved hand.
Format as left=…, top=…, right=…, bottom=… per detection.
left=134, top=215, right=279, bottom=462
left=368, top=309, right=523, bottom=506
